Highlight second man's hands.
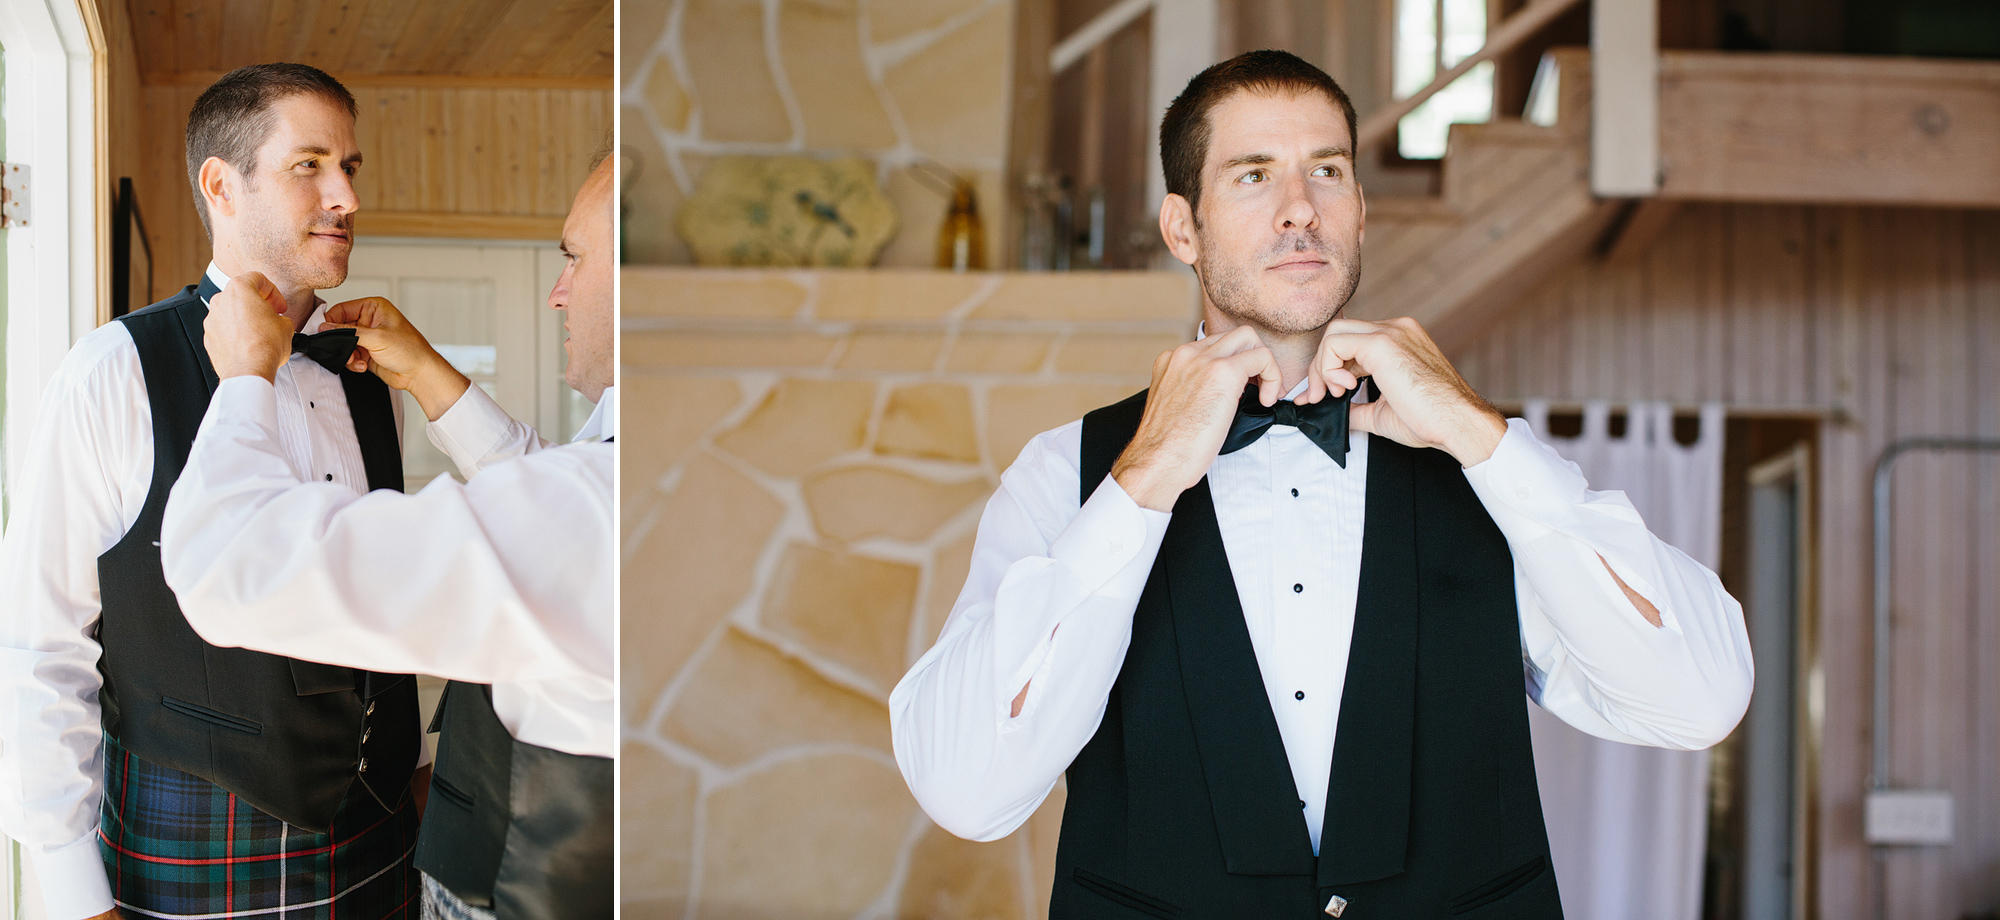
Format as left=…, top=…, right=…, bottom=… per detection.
left=323, top=297, right=471, bottom=421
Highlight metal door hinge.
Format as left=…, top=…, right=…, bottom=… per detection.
left=1, top=163, right=28, bottom=227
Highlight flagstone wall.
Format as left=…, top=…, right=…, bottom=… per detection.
left=620, top=0, right=1016, bottom=268
left=620, top=267, right=1198, bottom=918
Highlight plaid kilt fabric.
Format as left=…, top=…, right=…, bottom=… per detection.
left=98, top=734, right=421, bottom=919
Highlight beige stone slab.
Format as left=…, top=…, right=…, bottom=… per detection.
left=895, top=824, right=1024, bottom=920
left=761, top=543, right=919, bottom=692
left=620, top=374, right=742, bottom=495
left=622, top=453, right=785, bottom=716
left=643, top=62, right=691, bottom=135
left=1053, top=332, right=1186, bottom=376
left=619, top=125, right=692, bottom=266
left=622, top=330, right=840, bottom=370
left=620, top=0, right=671, bottom=87
left=780, top=0, right=898, bottom=150
left=621, top=269, right=809, bottom=319
left=973, top=272, right=1198, bottom=322
left=700, top=755, right=916, bottom=918
left=941, top=332, right=1056, bottom=373
left=714, top=378, right=877, bottom=477
left=681, top=0, right=791, bottom=144
left=881, top=1, right=1010, bottom=162
left=867, top=0, right=987, bottom=44
left=837, top=331, right=948, bottom=371
left=803, top=466, right=991, bottom=544
left=659, top=627, right=891, bottom=768
left=876, top=384, right=980, bottom=463
left=813, top=269, right=989, bottom=321
left=986, top=383, right=1143, bottom=470
left=619, top=743, right=699, bottom=911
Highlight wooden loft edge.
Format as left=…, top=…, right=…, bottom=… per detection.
left=1658, top=51, right=2000, bottom=208
left=150, top=71, right=612, bottom=91
left=355, top=211, right=565, bottom=241
left=1661, top=50, right=2000, bottom=84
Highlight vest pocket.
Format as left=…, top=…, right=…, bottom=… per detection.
left=1447, top=855, right=1548, bottom=914
left=160, top=697, right=263, bottom=735
left=1073, top=868, right=1180, bottom=918
left=430, top=773, right=476, bottom=811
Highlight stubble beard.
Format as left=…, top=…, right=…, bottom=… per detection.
left=1198, top=227, right=1362, bottom=336
left=242, top=204, right=353, bottom=294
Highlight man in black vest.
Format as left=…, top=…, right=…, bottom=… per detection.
left=0, top=64, right=424, bottom=920
left=890, top=51, right=1753, bottom=919
left=154, top=157, right=616, bottom=919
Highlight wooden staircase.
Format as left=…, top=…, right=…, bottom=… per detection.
left=1349, top=48, right=1617, bottom=350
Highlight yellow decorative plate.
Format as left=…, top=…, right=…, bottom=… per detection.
left=677, top=156, right=898, bottom=267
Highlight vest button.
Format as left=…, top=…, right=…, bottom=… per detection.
left=1291, top=488, right=1299, bottom=497
left=366, top=701, right=377, bottom=716
left=361, top=728, right=371, bottom=744
left=358, top=757, right=369, bottom=774
left=1325, top=894, right=1348, bottom=917
left=1293, top=583, right=1303, bottom=593
left=1295, top=690, right=1305, bottom=700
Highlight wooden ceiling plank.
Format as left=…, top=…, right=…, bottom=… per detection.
left=541, top=2, right=614, bottom=77
left=214, top=0, right=273, bottom=73
left=259, top=0, right=316, bottom=70
left=447, top=0, right=546, bottom=76
left=341, top=0, right=418, bottom=74
left=296, top=0, right=364, bottom=70
left=397, top=0, right=501, bottom=77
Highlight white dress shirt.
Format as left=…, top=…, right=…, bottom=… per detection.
left=0, top=264, right=410, bottom=920
left=160, top=380, right=615, bottom=762
left=889, top=382, right=1755, bottom=853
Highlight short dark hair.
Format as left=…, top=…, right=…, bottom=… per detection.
left=1159, top=50, right=1358, bottom=218
left=185, top=63, right=357, bottom=238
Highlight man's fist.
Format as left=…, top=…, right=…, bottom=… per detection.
left=204, top=272, right=294, bottom=382
left=323, top=296, right=470, bottom=421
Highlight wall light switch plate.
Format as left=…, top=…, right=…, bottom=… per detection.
left=1865, top=789, right=1953, bottom=845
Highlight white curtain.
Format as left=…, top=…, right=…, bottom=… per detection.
left=1522, top=401, right=1727, bottom=920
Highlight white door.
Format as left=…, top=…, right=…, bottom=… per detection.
left=320, top=238, right=584, bottom=492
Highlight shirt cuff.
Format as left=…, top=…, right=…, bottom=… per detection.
left=1050, top=472, right=1174, bottom=605
left=31, top=830, right=114, bottom=920
left=209, top=374, right=281, bottom=430
left=426, top=384, right=511, bottom=470
left=1460, top=418, right=1597, bottom=541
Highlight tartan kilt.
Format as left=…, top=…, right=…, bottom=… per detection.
left=99, top=733, right=421, bottom=919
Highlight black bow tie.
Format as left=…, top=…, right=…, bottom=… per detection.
left=1219, top=380, right=1362, bottom=467
left=292, top=328, right=359, bottom=375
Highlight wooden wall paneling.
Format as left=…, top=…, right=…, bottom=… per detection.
left=1969, top=210, right=2000, bottom=913
left=1643, top=204, right=1707, bottom=406
left=1730, top=206, right=1810, bottom=406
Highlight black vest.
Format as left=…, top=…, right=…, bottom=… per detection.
left=98, top=280, right=420, bottom=833
left=415, top=682, right=613, bottom=918
left=1050, top=391, right=1561, bottom=920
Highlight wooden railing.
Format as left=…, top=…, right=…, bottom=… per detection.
left=1353, top=0, right=1588, bottom=151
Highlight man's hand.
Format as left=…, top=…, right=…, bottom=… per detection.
left=322, top=297, right=470, bottom=421
left=203, top=272, right=294, bottom=383
left=1112, top=325, right=1282, bottom=511
left=1304, top=317, right=1507, bottom=467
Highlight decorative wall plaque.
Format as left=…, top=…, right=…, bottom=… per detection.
left=677, top=156, right=897, bottom=267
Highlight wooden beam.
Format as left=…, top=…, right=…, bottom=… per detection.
left=1602, top=198, right=1682, bottom=263
left=150, top=71, right=612, bottom=90
left=1657, top=52, right=2000, bottom=209
left=354, top=211, right=565, bottom=241
left=1591, top=0, right=1658, bottom=196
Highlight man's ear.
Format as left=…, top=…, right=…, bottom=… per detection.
left=1355, top=180, right=1366, bottom=248
left=199, top=156, right=240, bottom=220
left=1159, top=192, right=1200, bottom=267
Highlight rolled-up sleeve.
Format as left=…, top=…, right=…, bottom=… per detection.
left=890, top=422, right=1169, bottom=841
left=1464, top=419, right=1754, bottom=750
